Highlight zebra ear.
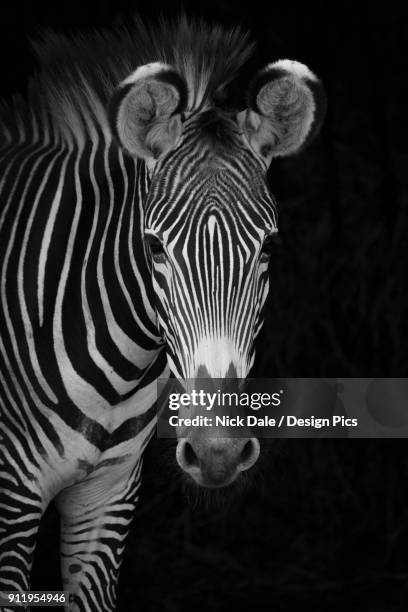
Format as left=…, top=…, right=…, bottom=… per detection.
left=109, top=63, right=188, bottom=161
left=237, top=60, right=326, bottom=165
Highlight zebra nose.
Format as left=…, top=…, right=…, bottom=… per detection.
left=176, top=437, right=260, bottom=488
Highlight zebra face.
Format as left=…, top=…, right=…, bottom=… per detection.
left=144, top=110, right=277, bottom=381
left=143, top=114, right=276, bottom=488
left=110, top=59, right=325, bottom=487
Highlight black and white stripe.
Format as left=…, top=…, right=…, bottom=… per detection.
left=145, top=111, right=277, bottom=380
left=0, top=99, right=167, bottom=611
left=0, top=14, right=291, bottom=611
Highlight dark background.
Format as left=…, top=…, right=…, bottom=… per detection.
left=1, top=1, right=408, bottom=610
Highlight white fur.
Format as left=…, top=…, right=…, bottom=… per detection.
left=266, top=59, right=318, bottom=82
left=192, top=336, right=247, bottom=378
left=122, top=62, right=174, bottom=86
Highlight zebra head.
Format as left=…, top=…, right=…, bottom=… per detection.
left=110, top=60, right=325, bottom=487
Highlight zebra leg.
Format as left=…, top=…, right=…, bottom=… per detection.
left=0, top=467, right=47, bottom=610
left=55, top=458, right=143, bottom=612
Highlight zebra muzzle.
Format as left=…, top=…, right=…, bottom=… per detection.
left=176, top=436, right=260, bottom=488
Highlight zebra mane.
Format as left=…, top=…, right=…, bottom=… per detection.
left=1, top=15, right=255, bottom=145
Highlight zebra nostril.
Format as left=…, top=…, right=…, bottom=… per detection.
left=238, top=438, right=260, bottom=471
left=184, top=441, right=199, bottom=468
left=176, top=439, right=200, bottom=472
left=241, top=440, right=254, bottom=462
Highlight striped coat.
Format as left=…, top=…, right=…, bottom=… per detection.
left=0, top=15, right=325, bottom=611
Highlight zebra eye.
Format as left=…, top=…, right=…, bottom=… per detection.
left=261, top=233, right=281, bottom=256
left=146, top=234, right=165, bottom=258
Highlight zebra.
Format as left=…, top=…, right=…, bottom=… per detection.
left=0, top=14, right=325, bottom=612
